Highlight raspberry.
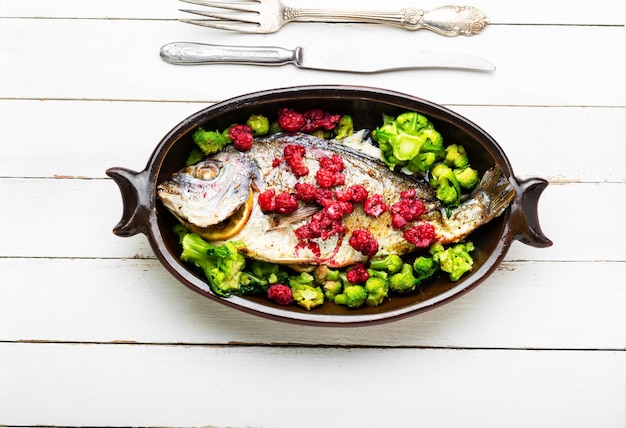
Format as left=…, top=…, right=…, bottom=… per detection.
left=278, top=108, right=305, bottom=132
left=301, top=109, right=341, bottom=132
left=346, top=262, right=370, bottom=284
left=349, top=185, right=368, bottom=203
left=229, top=124, right=254, bottom=151
left=403, top=222, right=437, bottom=248
left=319, top=154, right=344, bottom=172
left=266, top=284, right=293, bottom=305
left=258, top=190, right=276, bottom=212
left=349, top=229, right=379, bottom=258
left=389, top=191, right=426, bottom=229
left=363, top=194, right=388, bottom=217
left=282, top=144, right=309, bottom=177
left=294, top=182, right=317, bottom=203
left=315, top=168, right=336, bottom=188
left=274, top=192, right=299, bottom=214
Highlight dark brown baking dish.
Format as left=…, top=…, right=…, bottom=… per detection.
left=107, top=85, right=552, bottom=326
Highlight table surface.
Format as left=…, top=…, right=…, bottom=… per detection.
left=1, top=0, right=625, bottom=427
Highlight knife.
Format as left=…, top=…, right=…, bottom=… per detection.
left=160, top=42, right=495, bottom=73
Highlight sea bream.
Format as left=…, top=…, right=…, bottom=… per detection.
left=157, top=132, right=515, bottom=268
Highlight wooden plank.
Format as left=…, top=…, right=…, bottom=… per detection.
left=1, top=342, right=624, bottom=427
left=1, top=100, right=624, bottom=182
left=0, top=0, right=623, bottom=25
left=0, top=19, right=623, bottom=106
left=1, top=178, right=624, bottom=261
left=0, top=258, right=624, bottom=349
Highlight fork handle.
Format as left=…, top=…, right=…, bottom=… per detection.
left=160, top=42, right=299, bottom=65
left=288, top=5, right=489, bottom=36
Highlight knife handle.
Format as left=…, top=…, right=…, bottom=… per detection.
left=160, top=42, right=301, bottom=66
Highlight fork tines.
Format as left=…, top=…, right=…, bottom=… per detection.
left=179, top=0, right=261, bottom=30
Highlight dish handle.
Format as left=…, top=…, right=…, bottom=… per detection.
left=106, top=167, right=152, bottom=237
left=510, top=176, right=553, bottom=248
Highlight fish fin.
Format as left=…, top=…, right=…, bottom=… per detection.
left=268, top=205, right=321, bottom=230
left=474, top=167, right=516, bottom=222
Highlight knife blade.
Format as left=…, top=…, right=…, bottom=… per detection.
left=160, top=42, right=495, bottom=73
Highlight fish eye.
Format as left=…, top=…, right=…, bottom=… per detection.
left=191, top=161, right=221, bottom=181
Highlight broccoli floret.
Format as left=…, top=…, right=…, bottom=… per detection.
left=413, top=255, right=440, bottom=283
left=292, top=284, right=325, bottom=310
left=289, top=271, right=315, bottom=287
left=185, top=148, right=205, bottom=166
left=369, top=254, right=403, bottom=274
left=454, top=166, right=480, bottom=190
left=246, top=114, right=270, bottom=136
left=372, top=112, right=445, bottom=168
left=238, top=271, right=269, bottom=295
left=192, top=127, right=231, bottom=155
left=406, top=151, right=438, bottom=174
left=247, top=260, right=290, bottom=285
left=269, top=120, right=282, bottom=134
left=334, top=285, right=367, bottom=309
left=389, top=263, right=418, bottom=294
left=429, top=163, right=462, bottom=207
left=443, top=144, right=469, bottom=169
left=179, top=232, right=245, bottom=297
left=334, top=115, right=354, bottom=139
left=322, top=280, right=343, bottom=302
left=364, top=276, right=389, bottom=307
left=435, top=242, right=475, bottom=281
left=312, top=265, right=343, bottom=301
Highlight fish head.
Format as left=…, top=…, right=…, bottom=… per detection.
left=157, top=151, right=255, bottom=228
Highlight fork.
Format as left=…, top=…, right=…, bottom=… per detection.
left=178, top=0, right=489, bottom=36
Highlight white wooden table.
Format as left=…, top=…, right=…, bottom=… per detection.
left=1, top=1, right=625, bottom=426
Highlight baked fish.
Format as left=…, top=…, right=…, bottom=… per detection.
left=157, top=132, right=515, bottom=268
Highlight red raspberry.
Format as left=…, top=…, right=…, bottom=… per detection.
left=346, top=262, right=370, bottom=284
left=282, top=144, right=309, bottom=177
left=403, top=222, right=437, bottom=248
left=278, top=108, right=305, bottom=132
left=274, top=192, right=299, bottom=214
left=315, top=168, right=336, bottom=188
left=229, top=124, right=254, bottom=151
left=319, top=154, right=344, bottom=172
left=363, top=194, right=388, bottom=217
left=266, top=284, right=293, bottom=305
left=349, top=185, right=369, bottom=203
left=258, top=190, right=276, bottom=212
left=294, top=182, right=318, bottom=203
left=299, top=109, right=341, bottom=133
left=349, top=229, right=379, bottom=258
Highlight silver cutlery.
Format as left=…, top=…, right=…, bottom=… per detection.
left=160, top=42, right=495, bottom=72
left=179, top=0, right=489, bottom=36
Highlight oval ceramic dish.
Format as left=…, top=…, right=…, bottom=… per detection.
left=107, top=85, right=552, bottom=326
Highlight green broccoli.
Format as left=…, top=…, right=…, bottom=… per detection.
left=443, top=144, right=469, bottom=169
left=248, top=260, right=289, bottom=285
left=269, top=120, right=282, bottom=134
left=364, top=276, right=389, bottom=307
left=288, top=271, right=315, bottom=287
left=372, top=112, right=445, bottom=170
left=334, top=285, right=367, bottom=309
left=413, top=255, right=440, bottom=283
left=369, top=254, right=403, bottom=274
left=334, top=115, right=354, bottom=139
left=406, top=151, right=438, bottom=174
left=389, top=263, right=418, bottom=294
left=192, top=127, right=231, bottom=155
left=312, top=265, right=343, bottom=301
left=454, top=166, right=480, bottom=190
left=178, top=232, right=246, bottom=297
left=429, top=162, right=462, bottom=207
left=292, top=284, right=325, bottom=310
left=433, top=242, right=475, bottom=281
left=238, top=271, right=269, bottom=295
left=185, top=148, right=205, bottom=166
left=246, top=114, right=270, bottom=136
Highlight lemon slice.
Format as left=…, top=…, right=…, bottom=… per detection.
left=189, top=191, right=254, bottom=241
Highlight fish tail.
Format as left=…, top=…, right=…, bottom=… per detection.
left=473, top=167, right=516, bottom=222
